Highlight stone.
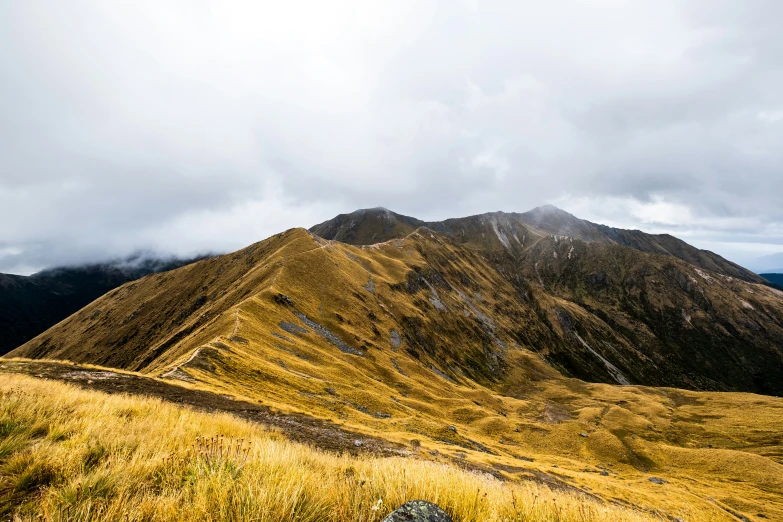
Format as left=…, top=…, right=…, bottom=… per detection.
left=353, top=440, right=363, bottom=447
left=579, top=432, right=588, bottom=438
left=382, top=500, right=453, bottom=522
left=273, top=293, right=294, bottom=306
left=648, top=477, right=668, bottom=485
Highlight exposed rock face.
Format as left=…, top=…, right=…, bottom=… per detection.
left=382, top=500, right=453, bottom=522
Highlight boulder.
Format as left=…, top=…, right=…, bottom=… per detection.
left=382, top=500, right=453, bottom=522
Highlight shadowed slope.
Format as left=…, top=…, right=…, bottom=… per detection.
left=762, top=273, right=783, bottom=288
left=309, top=207, right=426, bottom=245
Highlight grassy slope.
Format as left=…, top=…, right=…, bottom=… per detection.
left=1, top=374, right=673, bottom=522
left=7, top=229, right=783, bottom=520
left=1, top=370, right=781, bottom=522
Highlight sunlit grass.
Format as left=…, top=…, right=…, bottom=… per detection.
left=0, top=374, right=680, bottom=522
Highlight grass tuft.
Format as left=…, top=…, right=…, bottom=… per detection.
left=0, top=374, right=673, bottom=522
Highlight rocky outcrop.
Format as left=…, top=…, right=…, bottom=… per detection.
left=382, top=501, right=453, bottom=522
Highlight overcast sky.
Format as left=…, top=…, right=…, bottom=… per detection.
left=2, top=1, right=782, bottom=275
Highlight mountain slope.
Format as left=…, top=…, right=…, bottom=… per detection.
left=308, top=207, right=426, bottom=245
left=7, top=222, right=783, bottom=519
left=0, top=256, right=207, bottom=356
left=10, top=225, right=783, bottom=395
left=8, top=369, right=782, bottom=522
left=517, top=235, right=783, bottom=394
left=4, top=225, right=783, bottom=519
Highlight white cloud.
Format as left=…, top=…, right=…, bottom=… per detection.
left=758, top=110, right=783, bottom=123
left=1, top=0, right=782, bottom=272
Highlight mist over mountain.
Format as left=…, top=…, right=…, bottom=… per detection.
left=0, top=252, right=212, bottom=355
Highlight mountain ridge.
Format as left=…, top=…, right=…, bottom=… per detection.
left=9, top=220, right=783, bottom=394
left=310, top=206, right=763, bottom=283
left=7, top=210, right=783, bottom=520
left=0, top=254, right=211, bottom=355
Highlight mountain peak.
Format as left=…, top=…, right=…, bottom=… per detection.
left=529, top=203, right=569, bottom=214
left=522, top=204, right=582, bottom=224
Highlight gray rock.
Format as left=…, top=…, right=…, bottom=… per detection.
left=390, top=329, right=401, bottom=349
left=648, top=477, right=668, bottom=485
left=579, top=432, right=588, bottom=438
left=273, top=293, right=294, bottom=306
left=294, top=312, right=364, bottom=356
left=382, top=501, right=453, bottom=522
left=353, top=440, right=363, bottom=447
left=279, top=321, right=309, bottom=335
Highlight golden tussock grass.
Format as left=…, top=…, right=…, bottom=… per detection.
left=0, top=374, right=684, bottom=522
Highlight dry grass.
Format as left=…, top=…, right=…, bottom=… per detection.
left=6, top=230, right=783, bottom=521
left=0, top=374, right=680, bottom=522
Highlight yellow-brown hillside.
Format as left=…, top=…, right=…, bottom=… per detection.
left=6, top=227, right=783, bottom=520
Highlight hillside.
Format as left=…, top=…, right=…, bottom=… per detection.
left=10, top=226, right=783, bottom=394
left=0, top=372, right=687, bottom=522
left=6, top=211, right=783, bottom=519
left=0, top=256, right=208, bottom=356
left=4, top=352, right=783, bottom=521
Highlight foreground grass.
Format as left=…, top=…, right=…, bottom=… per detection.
left=0, top=375, right=680, bottom=522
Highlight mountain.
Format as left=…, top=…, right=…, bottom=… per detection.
left=311, top=206, right=763, bottom=283
left=749, top=252, right=783, bottom=273
left=307, top=207, right=427, bottom=245
left=9, top=213, right=783, bottom=394
left=761, top=273, right=783, bottom=288
left=0, top=254, right=209, bottom=355
left=6, top=209, right=783, bottom=519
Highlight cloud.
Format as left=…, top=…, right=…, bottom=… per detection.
left=1, top=1, right=782, bottom=273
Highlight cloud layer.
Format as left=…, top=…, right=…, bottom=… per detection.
left=2, top=1, right=782, bottom=273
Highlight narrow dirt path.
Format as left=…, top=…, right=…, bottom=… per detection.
left=232, top=309, right=240, bottom=337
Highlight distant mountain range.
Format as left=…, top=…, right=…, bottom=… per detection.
left=749, top=252, right=783, bottom=273
left=0, top=254, right=210, bottom=355
left=8, top=205, right=783, bottom=396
